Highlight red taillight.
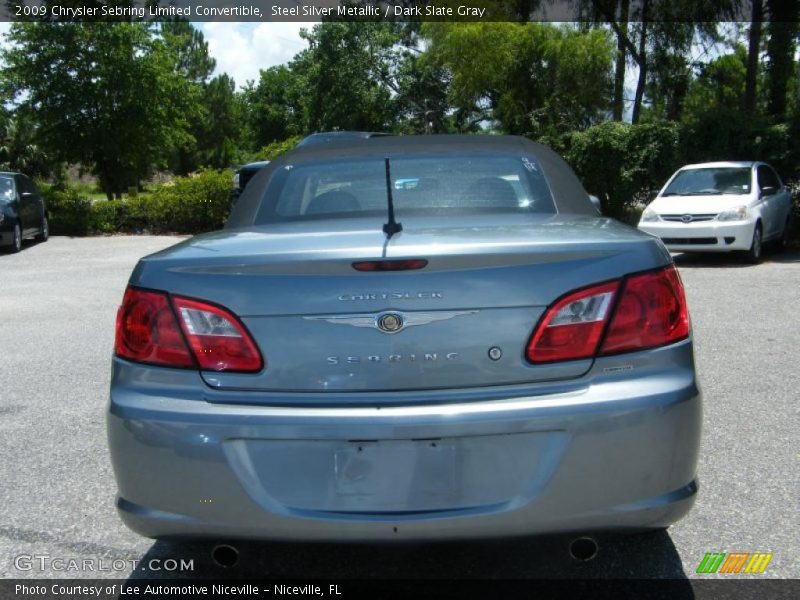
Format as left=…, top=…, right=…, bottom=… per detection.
left=600, top=265, right=689, bottom=355
left=352, top=259, right=428, bottom=271
left=526, top=265, right=689, bottom=363
left=526, top=281, right=619, bottom=363
left=115, top=288, right=263, bottom=373
left=171, top=296, right=263, bottom=372
left=115, top=288, right=194, bottom=368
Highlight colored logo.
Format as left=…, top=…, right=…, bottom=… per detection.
left=696, top=552, right=773, bottom=574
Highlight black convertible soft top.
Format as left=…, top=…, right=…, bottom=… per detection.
left=226, top=135, right=596, bottom=228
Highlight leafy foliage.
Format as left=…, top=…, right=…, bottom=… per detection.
left=0, top=109, right=57, bottom=178
left=291, top=22, right=402, bottom=132
left=253, top=136, right=304, bottom=162
left=161, top=20, right=216, bottom=84
left=563, top=121, right=680, bottom=217
left=243, top=66, right=303, bottom=148
left=424, top=22, right=613, bottom=137
left=2, top=23, right=199, bottom=199
left=195, top=74, right=241, bottom=170
left=3, top=18, right=800, bottom=240
left=43, top=170, right=233, bottom=236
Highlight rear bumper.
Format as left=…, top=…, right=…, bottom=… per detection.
left=107, top=344, right=701, bottom=542
left=638, top=220, right=754, bottom=252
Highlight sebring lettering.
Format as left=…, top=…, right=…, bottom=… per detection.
left=327, top=353, right=459, bottom=365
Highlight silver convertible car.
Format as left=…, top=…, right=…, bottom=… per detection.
left=108, top=136, right=700, bottom=547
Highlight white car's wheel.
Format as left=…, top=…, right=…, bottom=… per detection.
left=744, top=223, right=762, bottom=264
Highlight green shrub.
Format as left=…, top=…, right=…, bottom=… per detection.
left=87, top=200, right=119, bottom=234
left=563, top=121, right=681, bottom=218
left=41, top=169, right=233, bottom=236
left=147, top=169, right=232, bottom=234
left=41, top=184, right=93, bottom=236
left=247, top=136, right=302, bottom=163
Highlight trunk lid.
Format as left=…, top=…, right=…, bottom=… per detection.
left=132, top=215, right=670, bottom=394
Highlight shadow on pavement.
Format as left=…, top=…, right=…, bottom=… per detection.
left=766, top=248, right=800, bottom=263
left=127, top=530, right=690, bottom=581
left=673, top=248, right=800, bottom=268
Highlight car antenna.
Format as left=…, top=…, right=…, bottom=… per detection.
left=382, top=157, right=403, bottom=239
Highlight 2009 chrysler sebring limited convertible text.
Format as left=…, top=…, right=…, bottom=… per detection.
left=108, top=136, right=700, bottom=544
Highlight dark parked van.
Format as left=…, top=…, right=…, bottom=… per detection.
left=0, top=172, right=48, bottom=253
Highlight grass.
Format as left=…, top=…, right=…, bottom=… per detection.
left=68, top=181, right=153, bottom=203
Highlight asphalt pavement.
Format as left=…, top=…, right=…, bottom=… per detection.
left=0, top=236, right=797, bottom=581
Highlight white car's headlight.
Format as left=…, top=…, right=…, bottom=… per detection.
left=640, top=207, right=661, bottom=222
left=717, top=206, right=748, bottom=221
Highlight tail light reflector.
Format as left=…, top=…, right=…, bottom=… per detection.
left=115, top=289, right=194, bottom=368
left=526, top=265, right=689, bottom=364
left=600, top=265, right=689, bottom=355
left=115, top=288, right=263, bottom=373
left=172, top=296, right=263, bottom=372
left=526, top=281, right=619, bottom=363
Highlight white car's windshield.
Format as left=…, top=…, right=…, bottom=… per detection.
left=663, top=167, right=751, bottom=196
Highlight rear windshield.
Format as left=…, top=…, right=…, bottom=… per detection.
left=663, top=167, right=752, bottom=196
left=254, top=153, right=556, bottom=224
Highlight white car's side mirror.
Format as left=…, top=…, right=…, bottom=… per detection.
left=760, top=186, right=778, bottom=198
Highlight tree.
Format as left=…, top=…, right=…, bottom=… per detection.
left=587, top=0, right=653, bottom=123
left=743, top=0, right=764, bottom=117
left=682, top=47, right=749, bottom=116
left=2, top=23, right=198, bottom=199
left=161, top=21, right=224, bottom=174
left=392, top=51, right=453, bottom=133
left=612, top=0, right=630, bottom=121
left=641, top=21, right=711, bottom=122
left=588, top=0, right=738, bottom=123
left=764, top=0, right=799, bottom=119
left=241, top=21, right=457, bottom=139
left=161, top=20, right=216, bottom=84
left=0, top=108, right=56, bottom=179
left=196, top=74, right=240, bottom=169
left=424, top=22, right=613, bottom=138
left=243, top=65, right=303, bottom=148
left=290, top=22, right=402, bottom=132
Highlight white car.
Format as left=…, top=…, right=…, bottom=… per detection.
left=638, top=161, right=792, bottom=262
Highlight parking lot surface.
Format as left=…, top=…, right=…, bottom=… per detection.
left=0, top=236, right=798, bottom=580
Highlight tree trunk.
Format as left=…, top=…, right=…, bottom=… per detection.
left=612, top=0, right=630, bottom=121
left=631, top=16, right=648, bottom=124
left=99, top=174, right=113, bottom=202
left=744, top=0, right=763, bottom=117
left=765, top=0, right=799, bottom=119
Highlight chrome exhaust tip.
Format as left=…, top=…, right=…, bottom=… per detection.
left=212, top=544, right=239, bottom=568
left=568, top=536, right=599, bottom=562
